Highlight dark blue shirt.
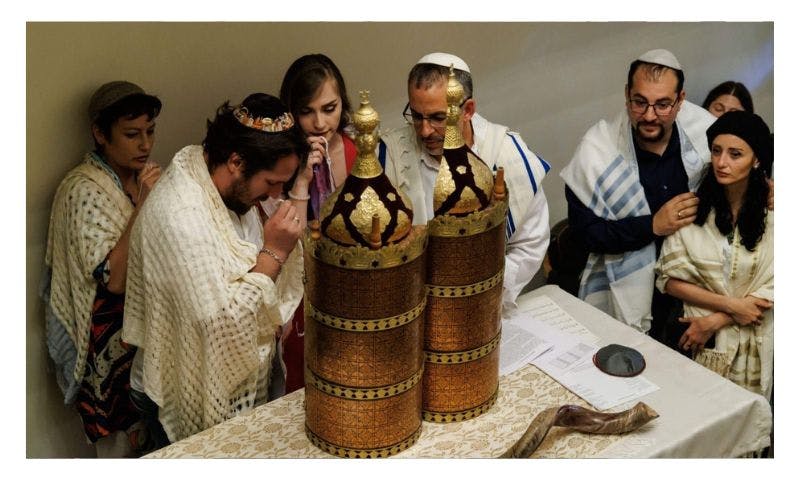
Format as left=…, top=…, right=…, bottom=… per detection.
left=566, top=125, right=688, bottom=255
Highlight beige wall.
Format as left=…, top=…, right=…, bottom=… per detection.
left=26, top=22, right=773, bottom=457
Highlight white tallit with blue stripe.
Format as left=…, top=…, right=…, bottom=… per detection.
left=560, top=101, right=713, bottom=332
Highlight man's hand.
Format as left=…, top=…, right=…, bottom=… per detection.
left=652, top=192, right=699, bottom=236
left=262, top=200, right=302, bottom=260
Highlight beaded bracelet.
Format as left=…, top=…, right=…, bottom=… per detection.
left=288, top=190, right=311, bottom=201
left=260, top=247, right=285, bottom=267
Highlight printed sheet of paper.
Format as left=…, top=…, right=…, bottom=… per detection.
left=512, top=294, right=660, bottom=410
left=499, top=322, right=553, bottom=376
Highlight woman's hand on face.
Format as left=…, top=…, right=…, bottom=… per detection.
left=295, top=136, right=326, bottom=190
left=136, top=162, right=162, bottom=204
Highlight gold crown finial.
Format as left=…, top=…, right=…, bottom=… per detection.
left=316, top=88, right=414, bottom=247
left=443, top=64, right=466, bottom=149
left=350, top=89, right=381, bottom=179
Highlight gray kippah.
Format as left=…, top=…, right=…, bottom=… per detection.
left=88, top=80, right=145, bottom=124
left=637, top=49, right=682, bottom=71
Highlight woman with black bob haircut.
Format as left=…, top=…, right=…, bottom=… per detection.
left=655, top=110, right=773, bottom=399
left=44, top=81, right=163, bottom=456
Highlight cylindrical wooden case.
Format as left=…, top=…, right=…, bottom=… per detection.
left=423, top=205, right=506, bottom=422
left=304, top=227, right=426, bottom=458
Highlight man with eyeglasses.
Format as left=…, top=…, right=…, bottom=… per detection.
left=560, top=49, right=715, bottom=348
left=379, top=52, right=551, bottom=310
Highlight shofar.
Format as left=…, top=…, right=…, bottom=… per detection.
left=499, top=402, right=659, bottom=458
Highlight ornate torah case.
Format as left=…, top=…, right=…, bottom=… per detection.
left=422, top=68, right=509, bottom=422
left=303, top=92, right=426, bottom=457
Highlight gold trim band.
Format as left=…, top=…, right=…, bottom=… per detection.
left=307, top=298, right=425, bottom=332
left=426, top=268, right=504, bottom=298
left=304, top=225, right=427, bottom=270
left=305, top=425, right=421, bottom=458
left=422, top=387, right=499, bottom=423
left=424, top=330, right=501, bottom=364
left=305, top=366, right=423, bottom=401
left=427, top=197, right=508, bottom=237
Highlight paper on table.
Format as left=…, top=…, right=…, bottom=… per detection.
left=516, top=294, right=599, bottom=342
left=499, top=322, right=553, bottom=376
left=557, top=353, right=660, bottom=410
left=515, top=294, right=660, bottom=410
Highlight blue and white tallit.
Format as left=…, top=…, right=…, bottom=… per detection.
left=560, top=101, right=714, bottom=332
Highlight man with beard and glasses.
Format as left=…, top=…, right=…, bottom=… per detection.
left=122, top=93, right=311, bottom=446
left=560, top=49, right=716, bottom=349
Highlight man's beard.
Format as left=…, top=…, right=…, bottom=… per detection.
left=421, top=132, right=445, bottom=157
left=634, top=121, right=665, bottom=143
left=221, top=177, right=252, bottom=216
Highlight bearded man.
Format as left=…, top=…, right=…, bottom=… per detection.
left=560, top=49, right=715, bottom=344
left=123, top=93, right=310, bottom=445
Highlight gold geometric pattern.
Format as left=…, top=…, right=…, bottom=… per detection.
left=305, top=424, right=422, bottom=458
left=305, top=225, right=427, bottom=270
left=427, top=196, right=508, bottom=237
left=307, top=298, right=426, bottom=332
left=424, top=331, right=501, bottom=364
left=426, top=268, right=504, bottom=298
left=422, top=387, right=499, bottom=423
left=305, top=366, right=424, bottom=401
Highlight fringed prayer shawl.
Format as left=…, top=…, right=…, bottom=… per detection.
left=123, top=145, right=303, bottom=442
left=656, top=210, right=773, bottom=398
left=45, top=153, right=134, bottom=394
left=560, top=101, right=713, bottom=332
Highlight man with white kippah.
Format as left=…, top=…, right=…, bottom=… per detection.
left=560, top=49, right=716, bottom=348
left=379, top=52, right=551, bottom=310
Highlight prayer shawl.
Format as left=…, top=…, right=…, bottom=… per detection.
left=380, top=113, right=550, bottom=306
left=560, top=101, right=713, bottom=332
left=655, top=210, right=773, bottom=398
left=123, top=145, right=303, bottom=442
left=45, top=153, right=133, bottom=396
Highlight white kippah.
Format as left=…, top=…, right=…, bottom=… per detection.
left=637, top=49, right=682, bottom=71
left=416, top=52, right=471, bottom=73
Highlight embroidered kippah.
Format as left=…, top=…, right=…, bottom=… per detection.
left=233, top=106, right=295, bottom=133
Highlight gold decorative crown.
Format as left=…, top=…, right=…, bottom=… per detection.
left=233, top=106, right=295, bottom=132
left=433, top=66, right=494, bottom=216
left=318, top=91, right=413, bottom=248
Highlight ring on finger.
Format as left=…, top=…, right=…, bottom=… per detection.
left=678, top=210, right=683, bottom=219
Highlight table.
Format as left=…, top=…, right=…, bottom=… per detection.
left=147, top=285, right=772, bottom=458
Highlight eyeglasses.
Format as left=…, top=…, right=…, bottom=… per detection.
left=627, top=97, right=679, bottom=116
left=402, top=97, right=471, bottom=128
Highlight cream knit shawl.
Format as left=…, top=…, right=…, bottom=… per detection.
left=45, top=154, right=133, bottom=385
left=656, top=210, right=773, bottom=398
left=123, top=145, right=303, bottom=442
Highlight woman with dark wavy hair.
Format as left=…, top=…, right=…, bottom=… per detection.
left=655, top=111, right=773, bottom=398
left=702, top=81, right=754, bottom=118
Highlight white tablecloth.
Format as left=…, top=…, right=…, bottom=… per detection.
left=148, top=285, right=772, bottom=458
